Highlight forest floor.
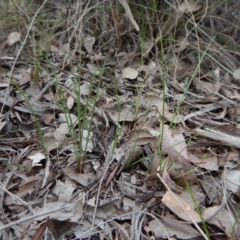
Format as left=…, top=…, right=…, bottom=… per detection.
left=0, top=0, right=240, bottom=239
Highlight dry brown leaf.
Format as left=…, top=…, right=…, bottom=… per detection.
left=179, top=188, right=205, bottom=210
left=164, top=112, right=184, bottom=124
left=233, top=68, right=240, bottom=81
left=138, top=61, right=157, bottom=77
left=146, top=215, right=200, bottom=239
left=58, top=113, right=78, bottom=123
left=67, top=95, right=74, bottom=109
left=162, top=170, right=177, bottom=191
left=32, top=218, right=49, bottom=240
left=168, top=162, right=197, bottom=186
left=225, top=170, right=240, bottom=193
left=16, top=175, right=41, bottom=199
left=162, top=190, right=201, bottom=222
left=113, top=141, right=144, bottom=169
left=226, top=151, right=239, bottom=162
left=64, top=167, right=96, bottom=187
left=161, top=125, right=189, bottom=163
left=150, top=151, right=161, bottom=174
left=53, top=117, right=93, bottom=152
left=52, top=178, right=77, bottom=201
left=80, top=130, right=94, bottom=152
left=204, top=207, right=237, bottom=237
left=105, top=106, right=135, bottom=122
left=41, top=160, right=54, bottom=188
left=84, top=36, right=95, bottom=54
left=194, top=78, right=221, bottom=97
left=53, top=123, right=69, bottom=141
left=141, top=95, right=183, bottom=123
left=87, top=63, right=101, bottom=75
left=142, top=95, right=169, bottom=114
left=80, top=82, right=91, bottom=95
left=42, top=135, right=62, bottom=152
left=188, top=153, right=218, bottom=171
left=232, top=89, right=240, bottom=100
left=50, top=40, right=68, bottom=58
left=40, top=113, right=55, bottom=125
left=129, top=129, right=154, bottom=140
left=7, top=32, right=21, bottom=45
left=122, top=67, right=138, bottom=79
left=128, top=129, right=157, bottom=150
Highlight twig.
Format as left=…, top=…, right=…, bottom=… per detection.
left=0, top=207, right=65, bottom=232
left=92, top=140, right=116, bottom=227
left=156, top=173, right=209, bottom=240
left=0, top=182, right=35, bottom=214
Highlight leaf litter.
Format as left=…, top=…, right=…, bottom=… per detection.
left=0, top=0, right=240, bottom=239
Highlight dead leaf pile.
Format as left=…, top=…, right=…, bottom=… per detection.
left=0, top=0, right=240, bottom=239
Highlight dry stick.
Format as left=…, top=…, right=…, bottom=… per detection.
left=1, top=0, right=48, bottom=114
left=35, top=80, right=56, bottom=100
left=92, top=140, right=116, bottom=227
left=0, top=182, right=35, bottom=214
left=0, top=207, right=65, bottom=232
left=156, top=173, right=209, bottom=240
